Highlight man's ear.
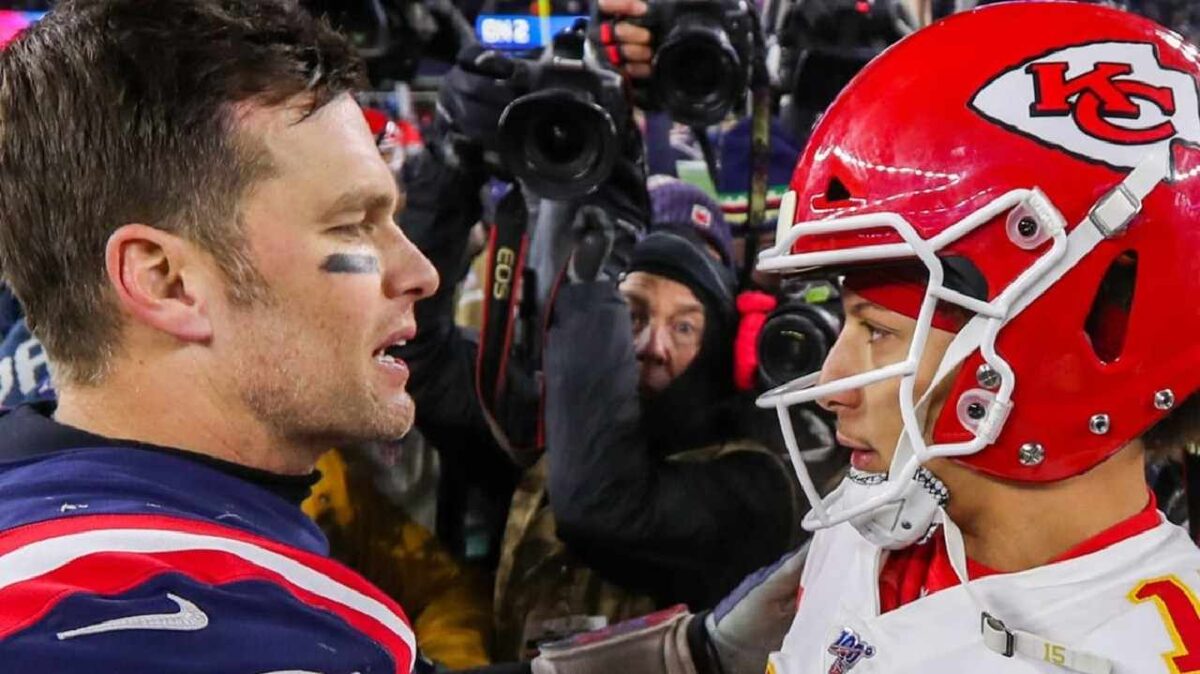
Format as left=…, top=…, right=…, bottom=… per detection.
left=104, top=224, right=214, bottom=343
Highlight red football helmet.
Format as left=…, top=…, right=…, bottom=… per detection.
left=362, top=106, right=406, bottom=174
left=757, top=1, right=1200, bottom=541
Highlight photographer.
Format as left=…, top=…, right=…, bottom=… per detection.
left=402, top=21, right=806, bottom=662
left=491, top=221, right=803, bottom=659
left=535, top=196, right=802, bottom=594
left=397, top=46, right=652, bottom=566
left=396, top=83, right=526, bottom=565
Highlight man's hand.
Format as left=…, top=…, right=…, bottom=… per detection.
left=526, top=546, right=806, bottom=674
left=596, top=0, right=653, bottom=79
left=430, top=46, right=517, bottom=175
left=705, top=545, right=808, bottom=674
left=566, top=207, right=616, bottom=284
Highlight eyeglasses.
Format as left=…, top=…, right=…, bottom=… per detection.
left=630, top=311, right=704, bottom=349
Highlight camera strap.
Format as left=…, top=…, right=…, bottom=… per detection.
left=476, top=190, right=543, bottom=460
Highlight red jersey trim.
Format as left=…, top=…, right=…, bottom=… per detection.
left=881, top=492, right=1160, bottom=612
left=0, top=514, right=415, bottom=672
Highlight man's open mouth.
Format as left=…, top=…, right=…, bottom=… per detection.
left=374, top=341, right=407, bottom=365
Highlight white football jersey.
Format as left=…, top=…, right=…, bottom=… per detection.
left=771, top=514, right=1200, bottom=674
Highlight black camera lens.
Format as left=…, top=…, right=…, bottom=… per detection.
left=305, top=0, right=389, bottom=58
left=671, top=43, right=728, bottom=98
left=497, top=89, right=620, bottom=200
left=652, top=13, right=748, bottom=127
left=529, top=114, right=593, bottom=170
left=756, top=302, right=842, bottom=390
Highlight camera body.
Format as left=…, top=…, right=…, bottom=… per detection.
left=641, top=0, right=757, bottom=127
left=497, top=25, right=629, bottom=200
left=306, top=0, right=467, bottom=84
left=776, top=0, right=911, bottom=137
left=756, top=279, right=842, bottom=391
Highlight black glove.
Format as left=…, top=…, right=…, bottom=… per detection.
left=566, top=205, right=641, bottom=283
left=431, top=45, right=518, bottom=179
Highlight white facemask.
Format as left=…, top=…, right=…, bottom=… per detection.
left=757, top=151, right=1170, bottom=548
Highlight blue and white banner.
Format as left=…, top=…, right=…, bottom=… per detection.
left=474, top=14, right=587, bottom=51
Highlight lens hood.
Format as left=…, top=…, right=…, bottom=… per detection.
left=497, top=88, right=620, bottom=200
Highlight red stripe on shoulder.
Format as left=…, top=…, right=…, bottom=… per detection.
left=0, top=514, right=413, bottom=673
left=1, top=514, right=406, bottom=606
left=0, top=514, right=268, bottom=554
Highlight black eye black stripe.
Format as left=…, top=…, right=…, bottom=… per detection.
left=320, top=254, right=380, bottom=274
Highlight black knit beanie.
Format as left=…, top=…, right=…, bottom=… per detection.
left=627, top=229, right=737, bottom=330
left=627, top=229, right=741, bottom=454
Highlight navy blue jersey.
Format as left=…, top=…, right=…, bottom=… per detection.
left=0, top=408, right=416, bottom=672
left=0, top=309, right=53, bottom=408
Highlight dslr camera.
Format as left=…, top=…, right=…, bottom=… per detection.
left=496, top=22, right=629, bottom=200
left=305, top=0, right=472, bottom=83
left=776, top=0, right=912, bottom=135
left=756, top=279, right=842, bottom=391
left=641, top=0, right=757, bottom=127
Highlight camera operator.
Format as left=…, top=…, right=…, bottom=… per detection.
left=401, top=26, right=810, bottom=665
left=533, top=190, right=804, bottom=600
left=491, top=222, right=804, bottom=660
left=397, top=46, right=652, bottom=566
left=394, top=66, right=525, bottom=566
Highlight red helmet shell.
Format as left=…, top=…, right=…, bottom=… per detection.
left=785, top=1, right=1200, bottom=482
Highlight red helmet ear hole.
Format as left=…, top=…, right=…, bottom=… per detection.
left=810, top=177, right=863, bottom=212
left=1084, top=251, right=1138, bottom=364
left=825, top=177, right=853, bottom=203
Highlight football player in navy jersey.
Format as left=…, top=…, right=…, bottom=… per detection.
left=0, top=2, right=439, bottom=671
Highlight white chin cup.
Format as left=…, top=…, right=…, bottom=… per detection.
left=805, top=467, right=947, bottom=550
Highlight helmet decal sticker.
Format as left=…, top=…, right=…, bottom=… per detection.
left=971, top=41, right=1200, bottom=169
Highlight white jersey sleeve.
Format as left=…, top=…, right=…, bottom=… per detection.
left=772, top=516, right=1200, bottom=674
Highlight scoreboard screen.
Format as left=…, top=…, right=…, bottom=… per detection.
left=474, top=13, right=586, bottom=51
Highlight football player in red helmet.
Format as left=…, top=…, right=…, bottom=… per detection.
left=530, top=2, right=1199, bottom=673
left=753, top=1, right=1200, bottom=672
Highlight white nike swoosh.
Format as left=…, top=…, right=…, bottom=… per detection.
left=56, top=593, right=209, bottom=640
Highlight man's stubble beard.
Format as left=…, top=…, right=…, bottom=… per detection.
left=229, top=293, right=414, bottom=457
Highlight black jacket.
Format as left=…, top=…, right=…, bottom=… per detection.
left=400, top=146, right=799, bottom=609
left=398, top=150, right=522, bottom=565
left=543, top=282, right=800, bottom=610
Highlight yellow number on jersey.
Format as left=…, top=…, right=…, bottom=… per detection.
left=1130, top=575, right=1200, bottom=674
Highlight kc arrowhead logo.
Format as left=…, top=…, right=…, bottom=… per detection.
left=971, top=42, right=1200, bottom=169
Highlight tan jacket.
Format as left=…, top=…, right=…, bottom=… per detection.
left=303, top=449, right=493, bottom=668
left=493, top=439, right=792, bottom=661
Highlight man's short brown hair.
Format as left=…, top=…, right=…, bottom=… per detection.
left=0, top=0, right=364, bottom=384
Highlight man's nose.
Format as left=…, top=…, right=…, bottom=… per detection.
left=382, top=228, right=439, bottom=302
left=815, top=332, right=862, bottom=413
left=635, top=323, right=671, bottom=364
